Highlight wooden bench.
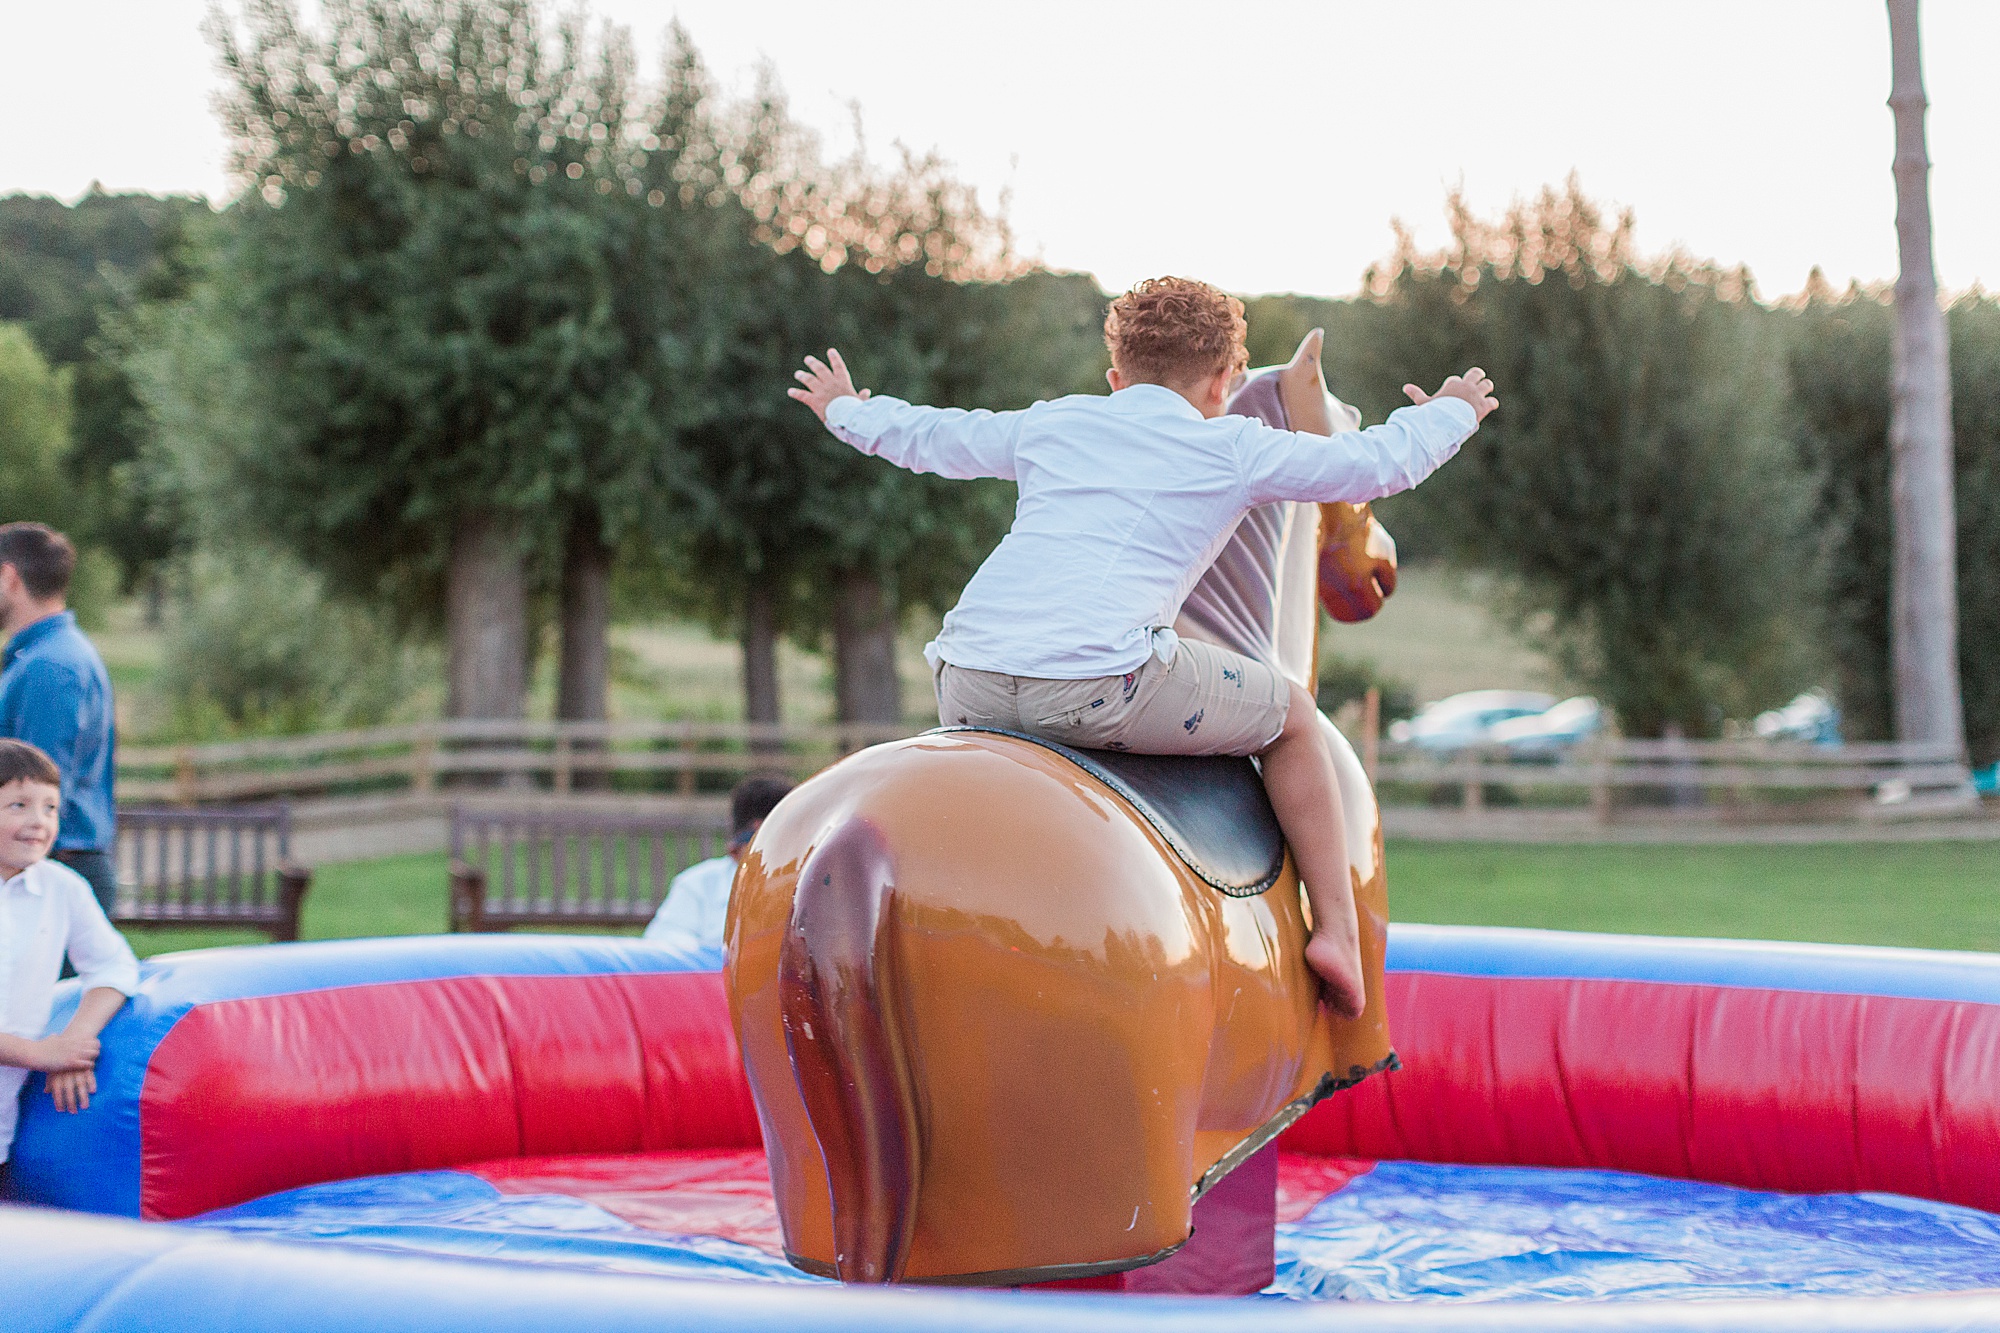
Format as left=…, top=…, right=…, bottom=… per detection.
left=448, top=805, right=732, bottom=933
left=113, top=804, right=312, bottom=941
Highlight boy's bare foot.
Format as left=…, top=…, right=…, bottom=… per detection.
left=1304, top=931, right=1367, bottom=1021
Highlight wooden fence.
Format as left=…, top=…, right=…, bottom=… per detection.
left=116, top=718, right=1974, bottom=817
left=116, top=719, right=915, bottom=805
left=1372, top=736, right=1971, bottom=818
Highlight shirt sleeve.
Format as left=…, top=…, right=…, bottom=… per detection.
left=64, top=875, right=139, bottom=998
left=8, top=659, right=86, bottom=778
left=1237, top=397, right=1478, bottom=507
left=823, top=394, right=1026, bottom=481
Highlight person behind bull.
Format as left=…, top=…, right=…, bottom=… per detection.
left=788, top=277, right=1496, bottom=1017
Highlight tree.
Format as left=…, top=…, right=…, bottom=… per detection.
left=208, top=0, right=700, bottom=721
left=651, top=73, right=1106, bottom=726
left=1884, top=0, right=1965, bottom=756
left=1361, top=183, right=1818, bottom=736
left=1788, top=284, right=2000, bottom=764
left=0, top=190, right=213, bottom=594
left=0, top=325, right=76, bottom=529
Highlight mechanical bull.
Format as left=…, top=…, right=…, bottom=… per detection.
left=726, top=332, right=1400, bottom=1286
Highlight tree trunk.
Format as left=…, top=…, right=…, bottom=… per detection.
left=831, top=569, right=903, bottom=725
left=1885, top=0, right=1966, bottom=754
left=445, top=510, right=529, bottom=720
left=742, top=582, right=782, bottom=726
left=556, top=514, right=613, bottom=790
left=557, top=515, right=613, bottom=724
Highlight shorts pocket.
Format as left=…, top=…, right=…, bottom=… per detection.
left=1029, top=671, right=1143, bottom=743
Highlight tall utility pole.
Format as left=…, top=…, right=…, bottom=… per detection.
left=1885, top=0, right=1965, bottom=755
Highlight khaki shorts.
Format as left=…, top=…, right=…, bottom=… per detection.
left=935, top=639, right=1291, bottom=757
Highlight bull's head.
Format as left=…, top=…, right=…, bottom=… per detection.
left=1227, top=331, right=1399, bottom=623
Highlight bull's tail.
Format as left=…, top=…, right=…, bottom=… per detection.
left=777, top=816, right=920, bottom=1283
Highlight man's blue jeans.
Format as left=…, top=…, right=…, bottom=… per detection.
left=52, top=848, right=118, bottom=917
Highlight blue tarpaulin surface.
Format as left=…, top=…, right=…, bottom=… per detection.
left=181, top=1160, right=2000, bottom=1303
left=1270, top=1162, right=2000, bottom=1302
left=192, top=1171, right=815, bottom=1285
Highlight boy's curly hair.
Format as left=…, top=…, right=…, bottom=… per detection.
left=1103, top=277, right=1248, bottom=387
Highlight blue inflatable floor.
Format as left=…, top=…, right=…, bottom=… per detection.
left=1271, top=1161, right=2000, bottom=1302
left=182, top=1159, right=2000, bottom=1302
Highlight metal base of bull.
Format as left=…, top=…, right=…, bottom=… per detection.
left=1022, top=1144, right=1279, bottom=1297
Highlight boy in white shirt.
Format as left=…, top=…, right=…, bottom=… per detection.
left=791, top=277, right=1496, bottom=1017
left=0, top=738, right=139, bottom=1177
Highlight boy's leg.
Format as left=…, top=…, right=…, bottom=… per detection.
left=1256, top=681, right=1364, bottom=1019
left=1014, top=641, right=1364, bottom=1017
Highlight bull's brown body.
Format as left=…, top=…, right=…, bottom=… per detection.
left=727, top=724, right=1391, bottom=1284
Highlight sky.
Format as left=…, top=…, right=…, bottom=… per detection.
left=5, top=1, right=1996, bottom=300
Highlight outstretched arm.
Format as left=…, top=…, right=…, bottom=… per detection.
left=789, top=347, right=1026, bottom=482
left=1241, top=367, right=1497, bottom=506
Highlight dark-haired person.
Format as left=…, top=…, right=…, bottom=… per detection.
left=0, top=524, right=118, bottom=916
left=643, top=775, right=793, bottom=954
left=0, top=738, right=139, bottom=1186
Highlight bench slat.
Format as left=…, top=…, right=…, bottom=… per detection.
left=449, top=804, right=731, bottom=932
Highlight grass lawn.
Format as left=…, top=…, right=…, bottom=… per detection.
left=128, top=852, right=461, bottom=958
left=1387, top=840, right=2000, bottom=953
left=127, top=839, right=1998, bottom=960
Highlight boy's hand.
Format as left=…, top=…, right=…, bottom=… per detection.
left=48, top=1067, right=96, bottom=1113
left=788, top=348, right=871, bottom=424
left=1404, top=367, right=1498, bottom=423
left=27, top=1031, right=100, bottom=1073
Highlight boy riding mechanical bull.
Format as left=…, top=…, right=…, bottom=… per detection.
left=729, top=278, right=1497, bottom=1287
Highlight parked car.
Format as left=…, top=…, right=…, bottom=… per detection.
left=1486, top=695, right=1605, bottom=760
left=1387, top=690, right=1556, bottom=754
left=1751, top=691, right=1843, bottom=746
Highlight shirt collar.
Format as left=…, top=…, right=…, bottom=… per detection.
left=1107, top=383, right=1206, bottom=421
left=3, top=862, right=44, bottom=896
left=2, top=610, right=75, bottom=670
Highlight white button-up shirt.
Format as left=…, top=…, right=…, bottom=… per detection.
left=642, top=853, right=737, bottom=954
left=1, top=857, right=139, bottom=1159
left=825, top=385, right=1476, bottom=679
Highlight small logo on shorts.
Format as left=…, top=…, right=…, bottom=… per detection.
left=1105, top=740, right=1130, bottom=751
left=1221, top=666, right=1242, bottom=687
left=1122, top=673, right=1139, bottom=702
left=1090, top=697, right=1106, bottom=709
left=1184, top=709, right=1204, bottom=734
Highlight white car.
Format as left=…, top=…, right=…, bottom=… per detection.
left=1388, top=690, right=1557, bottom=754
left=1486, top=695, right=1605, bottom=759
left=1752, top=691, right=1842, bottom=746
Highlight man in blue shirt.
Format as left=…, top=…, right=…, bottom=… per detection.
left=0, top=525, right=117, bottom=915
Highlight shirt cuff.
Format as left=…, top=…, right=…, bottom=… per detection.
left=1432, top=396, right=1478, bottom=435
left=74, top=964, right=139, bottom=998
left=823, top=395, right=868, bottom=431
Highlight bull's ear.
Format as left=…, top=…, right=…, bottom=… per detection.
left=1286, top=327, right=1325, bottom=379
left=1279, top=329, right=1333, bottom=435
